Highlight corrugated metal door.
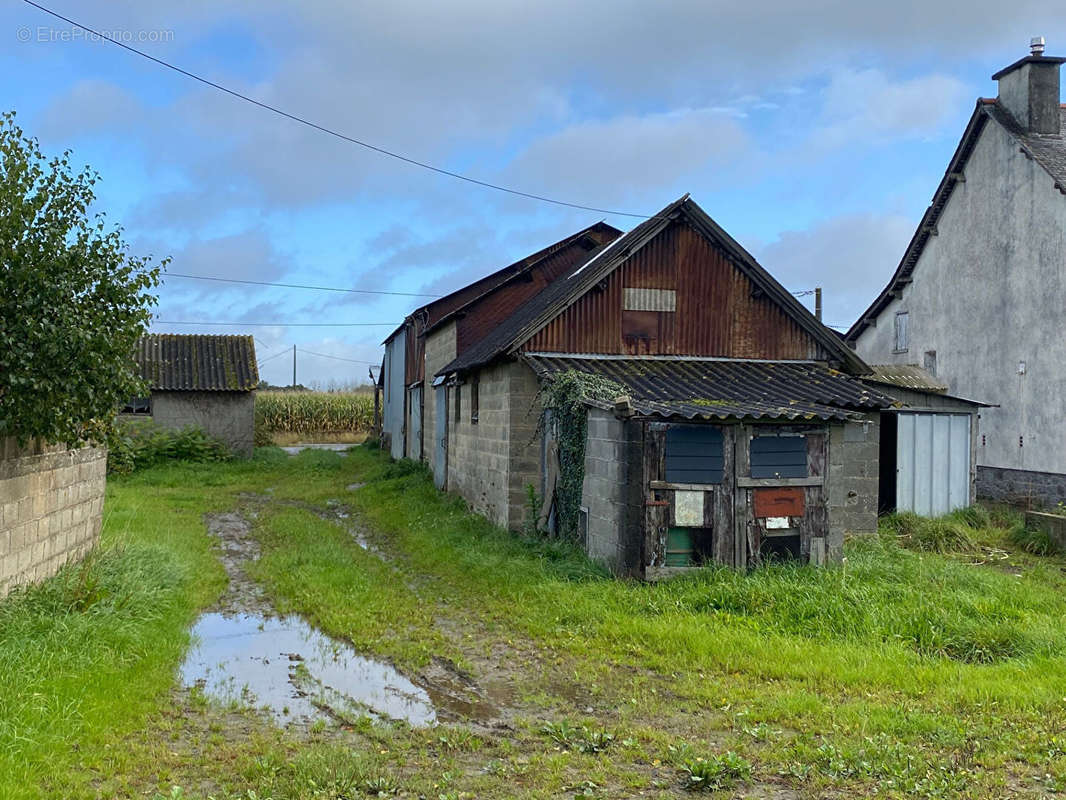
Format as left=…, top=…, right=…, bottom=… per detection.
left=434, top=385, right=448, bottom=490
left=407, top=386, right=422, bottom=460
left=896, top=413, right=970, bottom=516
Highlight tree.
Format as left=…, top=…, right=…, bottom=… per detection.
left=0, top=111, right=162, bottom=447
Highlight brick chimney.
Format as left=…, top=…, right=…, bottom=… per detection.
left=992, top=37, right=1066, bottom=134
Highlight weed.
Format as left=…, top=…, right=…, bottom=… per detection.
left=108, top=421, right=231, bottom=473
left=541, top=721, right=615, bottom=753
left=438, top=727, right=482, bottom=752
left=680, top=751, right=752, bottom=792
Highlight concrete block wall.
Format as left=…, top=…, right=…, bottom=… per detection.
left=0, top=438, right=106, bottom=598
left=827, top=414, right=880, bottom=558
left=447, top=360, right=544, bottom=530
left=422, top=322, right=457, bottom=464
left=582, top=408, right=629, bottom=573
left=505, top=361, right=543, bottom=529
left=152, top=391, right=255, bottom=457
left=449, top=360, right=515, bottom=526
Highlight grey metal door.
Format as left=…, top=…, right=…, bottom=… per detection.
left=896, top=413, right=970, bottom=516
left=408, top=386, right=422, bottom=460
left=434, top=385, right=448, bottom=489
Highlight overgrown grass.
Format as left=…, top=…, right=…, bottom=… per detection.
left=6, top=445, right=1066, bottom=798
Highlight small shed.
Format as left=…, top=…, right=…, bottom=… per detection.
left=861, top=365, right=988, bottom=516
left=128, top=334, right=259, bottom=457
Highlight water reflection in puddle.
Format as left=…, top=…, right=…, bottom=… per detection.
left=180, top=612, right=437, bottom=726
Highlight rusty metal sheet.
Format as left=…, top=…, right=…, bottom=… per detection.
left=753, top=487, right=805, bottom=518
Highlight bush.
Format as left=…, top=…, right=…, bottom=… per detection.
left=108, top=421, right=230, bottom=474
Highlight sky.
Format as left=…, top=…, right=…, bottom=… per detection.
left=4, top=1, right=1066, bottom=387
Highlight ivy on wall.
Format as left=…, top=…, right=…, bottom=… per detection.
left=537, top=370, right=627, bottom=542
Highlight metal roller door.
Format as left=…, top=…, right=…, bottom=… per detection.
left=896, top=413, right=971, bottom=515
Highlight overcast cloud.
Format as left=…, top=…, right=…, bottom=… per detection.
left=4, top=0, right=1065, bottom=384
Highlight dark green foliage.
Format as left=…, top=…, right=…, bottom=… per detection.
left=1009, top=525, right=1060, bottom=556
left=537, top=370, right=627, bottom=542
left=0, top=112, right=162, bottom=447
left=107, top=420, right=230, bottom=474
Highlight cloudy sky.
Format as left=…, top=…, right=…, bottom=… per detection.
left=5, top=1, right=1065, bottom=386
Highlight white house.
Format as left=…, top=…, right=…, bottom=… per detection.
left=848, top=39, right=1066, bottom=507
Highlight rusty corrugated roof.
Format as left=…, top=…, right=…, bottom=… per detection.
left=864, top=364, right=948, bottom=393
left=136, top=334, right=259, bottom=392
left=524, top=354, right=894, bottom=422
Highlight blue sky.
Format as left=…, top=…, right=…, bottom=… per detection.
left=4, top=1, right=1065, bottom=386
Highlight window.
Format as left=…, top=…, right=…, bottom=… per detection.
left=453, top=383, right=461, bottom=424
left=894, top=311, right=909, bottom=353
left=750, top=435, right=807, bottom=479
left=122, top=396, right=151, bottom=415
left=924, top=350, right=937, bottom=376
left=664, top=425, right=724, bottom=484
left=470, top=376, right=479, bottom=424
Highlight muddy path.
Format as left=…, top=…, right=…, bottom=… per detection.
left=180, top=507, right=508, bottom=732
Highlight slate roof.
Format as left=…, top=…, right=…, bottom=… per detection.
left=847, top=100, right=1066, bottom=342
left=524, top=354, right=895, bottom=422
left=135, top=334, right=259, bottom=392
left=863, top=364, right=948, bottom=393
left=439, top=196, right=870, bottom=377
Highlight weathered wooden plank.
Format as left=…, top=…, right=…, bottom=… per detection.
left=737, top=477, right=823, bottom=488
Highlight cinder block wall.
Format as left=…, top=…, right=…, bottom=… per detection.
left=827, top=414, right=880, bottom=559
left=449, top=360, right=515, bottom=526
left=152, top=391, right=254, bottom=457
left=447, top=360, right=543, bottom=530
left=977, top=466, right=1066, bottom=508
left=0, top=438, right=106, bottom=598
left=582, top=407, right=630, bottom=573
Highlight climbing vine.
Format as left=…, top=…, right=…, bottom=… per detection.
left=537, top=370, right=627, bottom=542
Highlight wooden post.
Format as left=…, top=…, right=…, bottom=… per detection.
left=815, top=287, right=823, bottom=322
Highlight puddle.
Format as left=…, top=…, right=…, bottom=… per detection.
left=181, top=612, right=436, bottom=726
left=280, top=444, right=354, bottom=455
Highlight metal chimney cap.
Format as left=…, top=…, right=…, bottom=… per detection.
left=1031, top=36, right=1046, bottom=56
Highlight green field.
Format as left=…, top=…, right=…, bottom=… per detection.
left=255, top=391, right=374, bottom=442
left=2, top=445, right=1065, bottom=799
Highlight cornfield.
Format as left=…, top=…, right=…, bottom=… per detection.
left=256, top=391, right=374, bottom=434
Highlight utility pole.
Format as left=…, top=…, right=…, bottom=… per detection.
left=814, top=287, right=823, bottom=322
left=292, top=344, right=297, bottom=388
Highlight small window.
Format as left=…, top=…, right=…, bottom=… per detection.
left=122, top=397, right=151, bottom=415
left=750, top=435, right=807, bottom=479
left=894, top=311, right=909, bottom=353
left=453, top=383, right=461, bottom=425
left=924, top=350, right=937, bottom=376
left=665, top=426, right=724, bottom=484
left=470, top=376, right=479, bottom=425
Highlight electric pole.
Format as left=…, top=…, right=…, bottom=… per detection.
left=292, top=344, right=297, bottom=388
left=814, top=287, right=823, bottom=322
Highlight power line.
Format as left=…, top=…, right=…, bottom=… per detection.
left=298, top=348, right=379, bottom=365
left=155, top=319, right=398, bottom=327
left=256, top=346, right=291, bottom=368
left=164, top=272, right=442, bottom=298
left=22, top=0, right=658, bottom=221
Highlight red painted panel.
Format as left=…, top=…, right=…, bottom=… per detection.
left=753, top=487, right=806, bottom=518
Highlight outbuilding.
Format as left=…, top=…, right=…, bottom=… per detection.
left=126, top=334, right=259, bottom=457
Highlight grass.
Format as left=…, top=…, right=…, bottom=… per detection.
left=2, top=444, right=1066, bottom=798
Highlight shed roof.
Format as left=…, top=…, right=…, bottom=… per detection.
left=524, top=354, right=894, bottom=422
left=847, top=100, right=1066, bottom=342
left=136, top=334, right=259, bottom=392
left=863, top=364, right=948, bottom=393
left=441, top=196, right=870, bottom=377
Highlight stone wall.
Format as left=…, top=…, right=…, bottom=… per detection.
left=582, top=407, right=630, bottom=573
left=0, top=438, right=106, bottom=598
left=151, top=391, right=255, bottom=457
left=827, top=414, right=880, bottom=559
left=978, top=465, right=1066, bottom=508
